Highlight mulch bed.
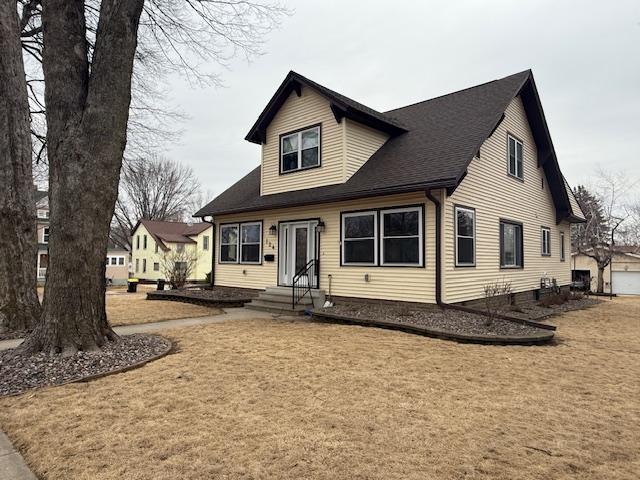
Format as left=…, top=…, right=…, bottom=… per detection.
left=506, top=297, right=601, bottom=322
left=0, top=329, right=30, bottom=342
left=315, top=303, right=553, bottom=344
left=147, top=286, right=259, bottom=307
left=0, top=334, right=171, bottom=397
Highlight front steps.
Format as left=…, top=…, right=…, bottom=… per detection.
left=245, top=286, right=326, bottom=315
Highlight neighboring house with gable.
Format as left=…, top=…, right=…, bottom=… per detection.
left=195, top=70, right=585, bottom=311
left=130, top=220, right=212, bottom=282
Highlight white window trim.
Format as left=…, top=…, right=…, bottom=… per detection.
left=203, top=235, right=209, bottom=251
left=280, top=125, right=321, bottom=173
left=560, top=231, right=566, bottom=262
left=106, top=256, right=126, bottom=266
left=455, top=206, right=476, bottom=267
left=43, top=227, right=49, bottom=244
left=239, top=222, right=263, bottom=265
left=507, top=134, right=524, bottom=179
left=341, top=211, right=378, bottom=266
left=541, top=227, right=551, bottom=256
left=380, top=206, right=423, bottom=267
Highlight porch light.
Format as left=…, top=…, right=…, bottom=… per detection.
left=269, top=224, right=277, bottom=236
left=316, top=221, right=325, bottom=233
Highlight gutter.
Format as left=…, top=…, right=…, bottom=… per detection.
left=425, top=190, right=442, bottom=305
left=201, top=216, right=216, bottom=288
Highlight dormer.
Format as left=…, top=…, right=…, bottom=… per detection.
left=245, top=72, right=407, bottom=196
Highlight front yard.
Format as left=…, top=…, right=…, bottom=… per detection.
left=0, top=298, right=638, bottom=479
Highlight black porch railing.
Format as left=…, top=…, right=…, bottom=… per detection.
left=292, top=259, right=318, bottom=309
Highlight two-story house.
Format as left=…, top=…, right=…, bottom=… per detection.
left=130, top=220, right=213, bottom=282
left=195, top=70, right=585, bottom=310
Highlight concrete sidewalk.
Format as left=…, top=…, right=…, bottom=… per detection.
left=0, top=307, right=274, bottom=352
left=0, top=430, right=37, bottom=480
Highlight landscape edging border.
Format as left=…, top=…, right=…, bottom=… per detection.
left=146, top=291, right=252, bottom=308
left=311, top=311, right=554, bottom=345
left=2, top=334, right=173, bottom=398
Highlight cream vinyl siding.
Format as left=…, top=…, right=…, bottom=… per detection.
left=261, top=87, right=345, bottom=195
left=443, top=95, right=571, bottom=303
left=343, top=119, right=389, bottom=180
left=214, top=192, right=437, bottom=303
left=564, top=177, right=586, bottom=220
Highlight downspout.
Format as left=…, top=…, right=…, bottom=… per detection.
left=202, top=216, right=216, bottom=288
left=425, top=190, right=442, bottom=305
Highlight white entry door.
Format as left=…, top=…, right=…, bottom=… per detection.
left=278, top=220, right=318, bottom=287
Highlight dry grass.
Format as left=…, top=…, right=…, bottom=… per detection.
left=1, top=298, right=639, bottom=479
left=105, top=292, right=220, bottom=326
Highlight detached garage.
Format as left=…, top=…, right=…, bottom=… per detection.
left=612, top=271, right=640, bottom=295
left=572, top=247, right=640, bottom=295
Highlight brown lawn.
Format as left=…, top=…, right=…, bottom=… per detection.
left=106, top=291, right=220, bottom=326
left=0, top=297, right=639, bottom=479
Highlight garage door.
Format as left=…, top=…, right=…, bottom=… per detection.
left=612, top=271, right=640, bottom=295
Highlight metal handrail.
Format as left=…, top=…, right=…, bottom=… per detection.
left=292, top=259, right=318, bottom=309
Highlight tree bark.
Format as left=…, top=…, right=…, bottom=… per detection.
left=21, top=0, right=145, bottom=354
left=597, top=265, right=605, bottom=294
left=0, top=1, right=42, bottom=333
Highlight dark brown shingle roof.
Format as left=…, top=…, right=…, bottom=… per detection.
left=134, top=220, right=209, bottom=251
left=197, top=70, right=576, bottom=222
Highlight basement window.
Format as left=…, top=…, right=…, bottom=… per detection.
left=280, top=125, right=320, bottom=173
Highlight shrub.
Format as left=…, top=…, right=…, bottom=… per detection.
left=483, top=279, right=513, bottom=326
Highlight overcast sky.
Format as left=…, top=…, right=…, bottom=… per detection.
left=164, top=0, right=640, bottom=203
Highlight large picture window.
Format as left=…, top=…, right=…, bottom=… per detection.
left=220, top=224, right=239, bottom=263
left=500, top=220, right=523, bottom=268
left=240, top=222, right=262, bottom=264
left=381, top=207, right=422, bottom=266
left=541, top=227, right=551, bottom=256
left=455, top=206, right=475, bottom=266
left=342, top=211, right=377, bottom=265
left=508, top=134, right=524, bottom=179
left=280, top=125, right=320, bottom=173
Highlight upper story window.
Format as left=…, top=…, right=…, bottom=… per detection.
left=507, top=134, right=523, bottom=179
left=541, top=227, right=551, bottom=256
left=143, top=234, right=147, bottom=249
left=280, top=125, right=320, bottom=173
left=37, top=210, right=49, bottom=219
left=500, top=220, right=523, bottom=268
left=381, top=207, right=423, bottom=266
left=176, top=244, right=185, bottom=253
left=136, top=235, right=140, bottom=249
left=455, top=206, right=475, bottom=266
left=43, top=227, right=50, bottom=244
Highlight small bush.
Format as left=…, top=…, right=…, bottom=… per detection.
left=538, top=291, right=571, bottom=308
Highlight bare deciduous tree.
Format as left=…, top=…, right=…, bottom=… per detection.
left=160, top=247, right=199, bottom=289
left=483, top=279, right=512, bottom=326
left=111, top=155, right=201, bottom=249
left=0, top=1, right=42, bottom=333
left=13, top=0, right=285, bottom=354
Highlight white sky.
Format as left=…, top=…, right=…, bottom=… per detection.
left=164, top=0, right=640, bottom=204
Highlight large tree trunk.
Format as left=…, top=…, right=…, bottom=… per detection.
left=21, top=0, right=145, bottom=354
left=0, top=1, right=42, bottom=333
left=596, top=265, right=605, bottom=294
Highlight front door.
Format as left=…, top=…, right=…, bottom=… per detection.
left=278, top=220, right=318, bottom=287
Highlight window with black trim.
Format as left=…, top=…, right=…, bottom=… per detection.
left=455, top=206, right=475, bottom=266
left=281, top=125, right=320, bottom=173
left=342, top=211, right=377, bottom=265
left=203, top=235, right=209, bottom=251
left=43, top=227, right=50, bottom=244
left=143, top=235, right=147, bottom=249
left=153, top=262, right=160, bottom=271
left=136, top=235, right=140, bottom=249
left=500, top=221, right=523, bottom=268
left=560, top=231, right=565, bottom=261
left=541, top=227, right=551, bottom=256
left=381, top=207, right=422, bottom=266
left=508, top=134, right=523, bottom=179
left=219, top=224, right=238, bottom=263
left=143, top=259, right=147, bottom=273
left=240, top=222, right=262, bottom=264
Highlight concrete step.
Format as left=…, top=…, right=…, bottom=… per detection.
left=245, top=300, right=309, bottom=315
left=258, top=293, right=313, bottom=305
left=264, top=286, right=324, bottom=298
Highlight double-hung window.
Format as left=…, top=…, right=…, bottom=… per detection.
left=280, top=125, right=320, bottom=173
left=541, top=227, right=551, bottom=256
left=342, top=211, right=377, bottom=265
left=43, top=227, right=49, bottom=244
left=143, top=235, right=147, bottom=249
left=240, top=222, right=262, bottom=264
left=500, top=220, right=523, bottom=268
left=381, top=207, right=423, bottom=266
left=560, top=231, right=566, bottom=262
left=203, top=235, right=209, bottom=251
left=508, top=134, right=524, bottom=179
left=455, top=206, right=475, bottom=266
